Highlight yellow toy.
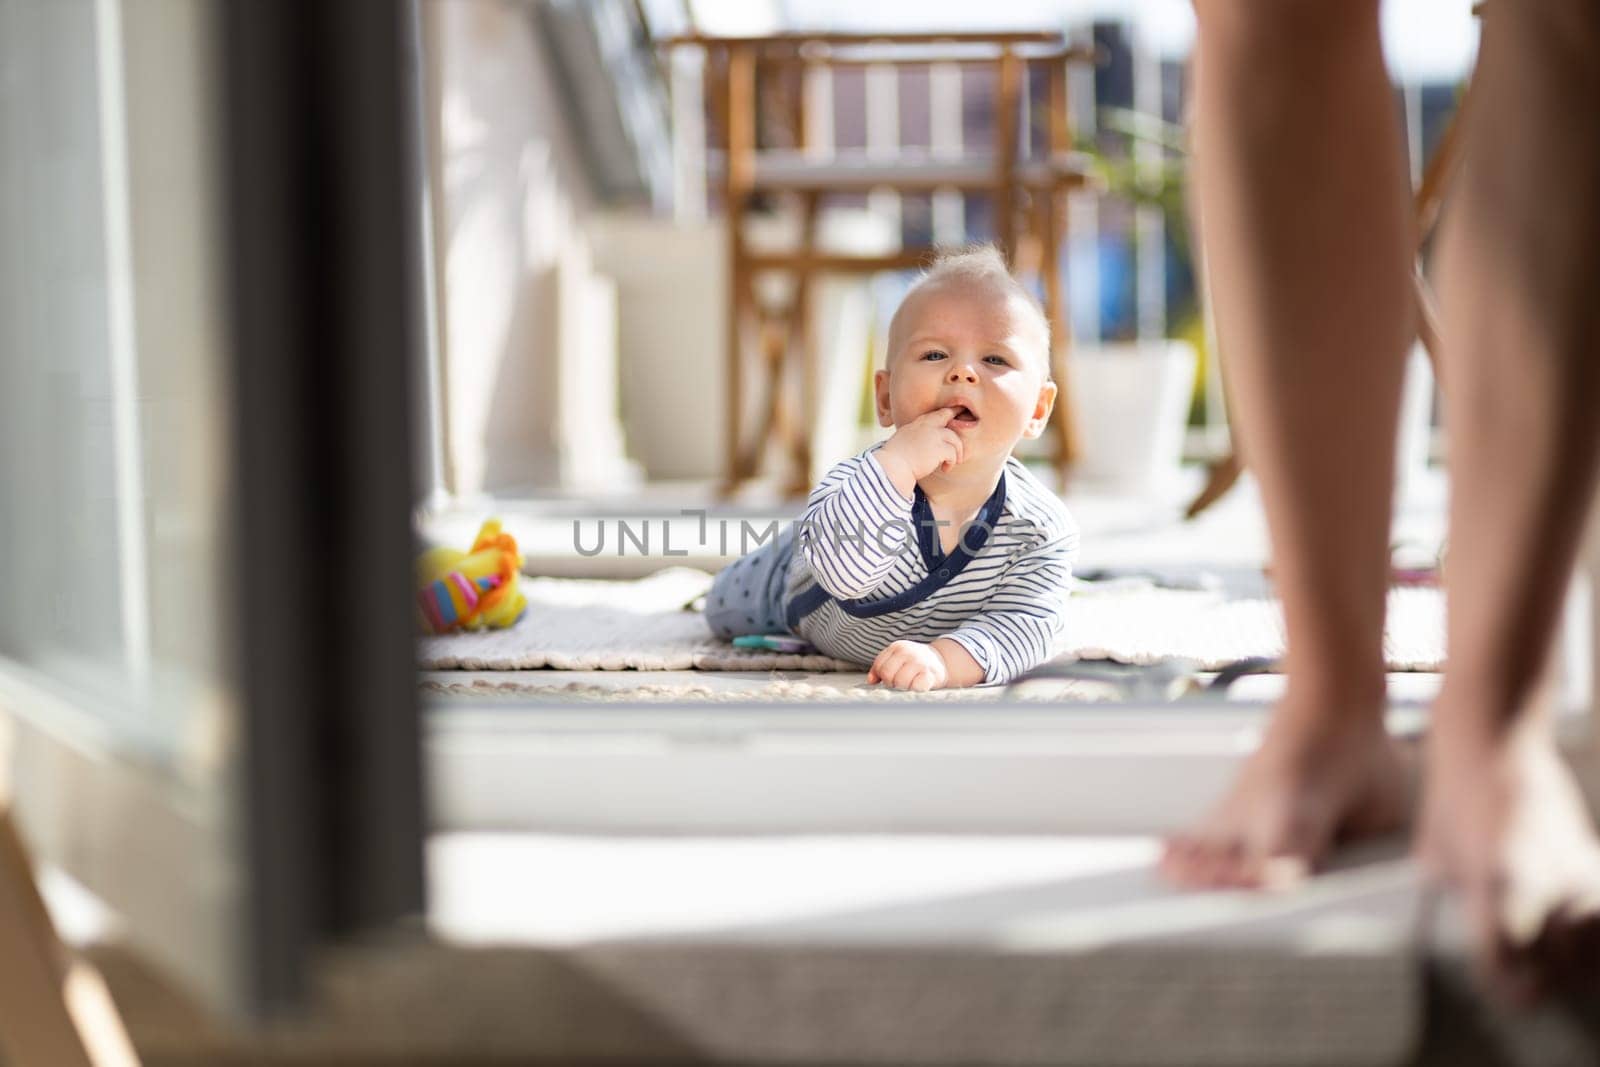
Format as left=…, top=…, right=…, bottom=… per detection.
left=416, top=519, right=527, bottom=633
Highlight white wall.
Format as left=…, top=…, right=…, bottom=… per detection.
left=0, top=0, right=227, bottom=708
left=424, top=0, right=636, bottom=497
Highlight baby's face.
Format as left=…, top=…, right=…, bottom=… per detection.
left=876, top=281, right=1056, bottom=466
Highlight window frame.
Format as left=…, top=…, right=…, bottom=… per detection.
left=0, top=0, right=430, bottom=1019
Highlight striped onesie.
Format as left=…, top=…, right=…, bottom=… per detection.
left=705, top=443, right=1078, bottom=685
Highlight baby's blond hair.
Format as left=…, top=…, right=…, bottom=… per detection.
left=888, top=244, right=1052, bottom=376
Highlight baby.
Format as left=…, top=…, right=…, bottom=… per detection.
left=706, top=245, right=1078, bottom=689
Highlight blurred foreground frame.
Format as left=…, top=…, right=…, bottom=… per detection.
left=222, top=0, right=427, bottom=1019
left=0, top=0, right=428, bottom=1058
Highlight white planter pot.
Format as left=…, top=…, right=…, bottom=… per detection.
left=589, top=213, right=727, bottom=481
left=1067, top=341, right=1198, bottom=494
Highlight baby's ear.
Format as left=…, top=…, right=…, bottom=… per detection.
left=1022, top=379, right=1058, bottom=439
left=873, top=369, right=894, bottom=427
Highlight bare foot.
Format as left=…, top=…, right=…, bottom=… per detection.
left=1419, top=714, right=1600, bottom=1005
left=1160, top=699, right=1414, bottom=889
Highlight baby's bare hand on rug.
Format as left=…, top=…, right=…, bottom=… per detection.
left=868, top=640, right=949, bottom=691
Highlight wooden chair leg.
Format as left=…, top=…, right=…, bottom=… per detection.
left=786, top=192, right=820, bottom=498
left=994, top=48, right=1020, bottom=264
left=1039, top=185, right=1078, bottom=485
left=1414, top=267, right=1444, bottom=382
left=1184, top=452, right=1244, bottom=521
left=744, top=311, right=789, bottom=480
left=720, top=45, right=756, bottom=497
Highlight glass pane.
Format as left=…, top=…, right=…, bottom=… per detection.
left=0, top=0, right=125, bottom=673
left=0, top=0, right=229, bottom=770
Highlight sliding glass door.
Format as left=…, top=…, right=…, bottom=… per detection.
left=0, top=0, right=426, bottom=1018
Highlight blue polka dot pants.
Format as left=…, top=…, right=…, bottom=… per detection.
left=705, top=524, right=799, bottom=640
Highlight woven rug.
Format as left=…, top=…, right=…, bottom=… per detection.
left=418, top=566, right=1445, bottom=674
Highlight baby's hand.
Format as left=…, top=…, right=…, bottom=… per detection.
left=867, top=640, right=949, bottom=691
left=875, top=408, right=965, bottom=495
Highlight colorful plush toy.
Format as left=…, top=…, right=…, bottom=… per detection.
left=416, top=519, right=528, bottom=634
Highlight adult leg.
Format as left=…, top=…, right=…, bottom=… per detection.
left=1161, top=0, right=1416, bottom=887
left=1420, top=0, right=1600, bottom=1002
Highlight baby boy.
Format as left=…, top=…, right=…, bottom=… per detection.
left=706, top=245, right=1079, bottom=689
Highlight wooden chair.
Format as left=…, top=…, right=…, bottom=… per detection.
left=661, top=31, right=1099, bottom=496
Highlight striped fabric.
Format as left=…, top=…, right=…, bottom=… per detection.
left=783, top=443, right=1078, bottom=685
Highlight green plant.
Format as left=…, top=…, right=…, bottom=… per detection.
left=1078, top=108, right=1211, bottom=424
left=1077, top=106, right=1194, bottom=262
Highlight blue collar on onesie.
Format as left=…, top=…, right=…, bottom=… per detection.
left=786, top=470, right=1007, bottom=627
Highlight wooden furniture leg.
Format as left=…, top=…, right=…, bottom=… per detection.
left=745, top=310, right=789, bottom=479
left=994, top=48, right=1020, bottom=263
left=0, top=811, right=139, bottom=1066
left=1414, top=267, right=1444, bottom=372
left=1044, top=57, right=1080, bottom=482
left=721, top=44, right=756, bottom=494
left=1184, top=452, right=1245, bottom=520
left=1039, top=184, right=1080, bottom=484
left=1408, top=66, right=1476, bottom=387
left=786, top=191, right=821, bottom=497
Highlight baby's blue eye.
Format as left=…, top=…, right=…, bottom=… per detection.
left=984, top=355, right=1009, bottom=366
left=921, top=350, right=946, bottom=361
